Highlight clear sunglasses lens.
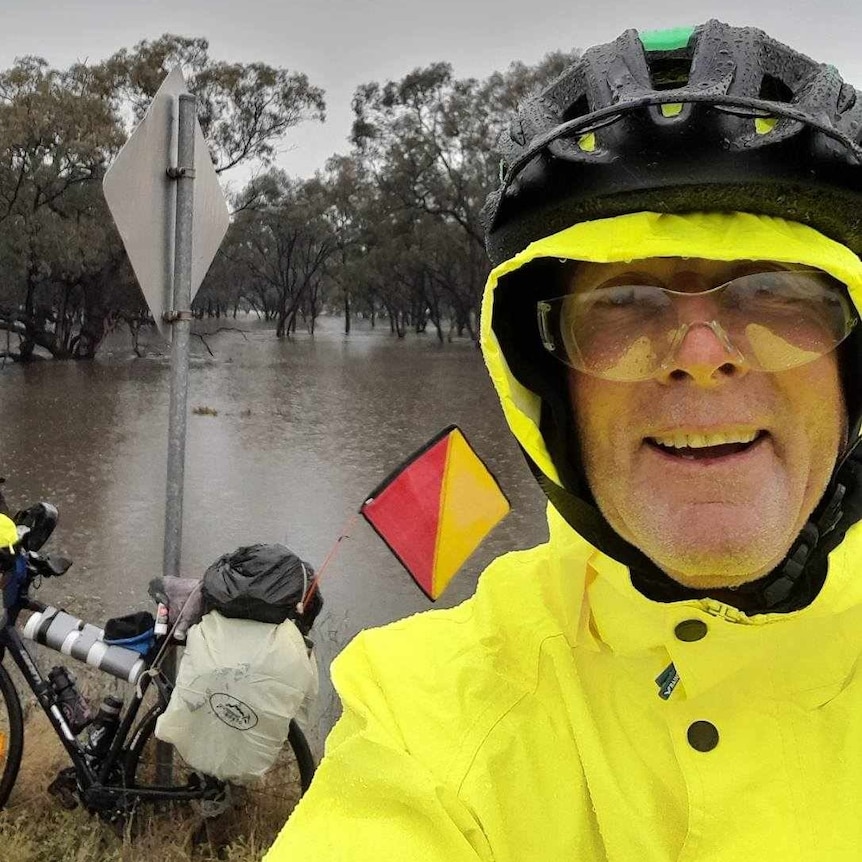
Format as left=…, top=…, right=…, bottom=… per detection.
left=558, top=285, right=671, bottom=380
left=723, top=271, right=856, bottom=371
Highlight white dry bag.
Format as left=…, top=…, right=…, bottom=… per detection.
left=155, top=610, right=317, bottom=782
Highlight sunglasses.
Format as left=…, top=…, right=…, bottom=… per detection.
left=537, top=269, right=859, bottom=381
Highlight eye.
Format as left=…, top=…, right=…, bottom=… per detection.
left=597, top=286, right=639, bottom=306
left=586, top=284, right=669, bottom=313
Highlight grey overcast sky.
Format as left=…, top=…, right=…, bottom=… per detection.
left=1, top=0, right=860, bottom=185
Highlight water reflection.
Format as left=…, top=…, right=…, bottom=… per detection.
left=0, top=319, right=548, bottom=748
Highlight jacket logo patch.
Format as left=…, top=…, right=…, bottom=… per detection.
left=655, top=663, right=680, bottom=700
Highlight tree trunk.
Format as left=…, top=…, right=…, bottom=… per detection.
left=70, top=304, right=108, bottom=359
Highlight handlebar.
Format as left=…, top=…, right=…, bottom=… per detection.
left=0, top=491, right=68, bottom=591
left=2, top=547, right=72, bottom=615
left=24, top=550, right=73, bottom=578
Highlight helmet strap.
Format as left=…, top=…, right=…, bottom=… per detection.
left=760, top=435, right=862, bottom=608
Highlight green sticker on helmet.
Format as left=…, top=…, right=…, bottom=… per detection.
left=639, top=26, right=695, bottom=52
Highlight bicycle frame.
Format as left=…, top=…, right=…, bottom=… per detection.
left=0, top=523, right=317, bottom=815
left=0, top=588, right=223, bottom=810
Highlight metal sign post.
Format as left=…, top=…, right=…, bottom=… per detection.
left=163, top=93, right=196, bottom=582
left=104, top=69, right=229, bottom=784
left=153, top=93, right=196, bottom=784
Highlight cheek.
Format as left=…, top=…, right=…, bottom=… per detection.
left=569, top=373, right=633, bottom=475
left=569, top=373, right=645, bottom=546
left=778, top=361, right=847, bottom=493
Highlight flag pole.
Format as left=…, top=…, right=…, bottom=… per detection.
left=300, top=513, right=358, bottom=610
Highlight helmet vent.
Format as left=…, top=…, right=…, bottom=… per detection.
left=759, top=74, right=794, bottom=104
left=561, top=95, right=590, bottom=124
left=646, top=53, right=693, bottom=91
left=838, top=83, right=857, bottom=114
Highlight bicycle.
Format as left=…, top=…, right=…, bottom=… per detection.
left=0, top=494, right=317, bottom=824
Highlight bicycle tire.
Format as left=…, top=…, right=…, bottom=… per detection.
left=124, top=705, right=316, bottom=826
left=0, top=660, right=24, bottom=808
left=287, top=719, right=316, bottom=793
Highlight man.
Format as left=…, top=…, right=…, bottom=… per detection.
left=266, top=21, right=862, bottom=860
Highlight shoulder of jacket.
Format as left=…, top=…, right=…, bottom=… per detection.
left=349, top=542, right=558, bottom=675
left=329, top=543, right=564, bottom=781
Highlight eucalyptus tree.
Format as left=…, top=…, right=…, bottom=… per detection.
left=0, top=36, right=327, bottom=361
left=319, top=154, right=377, bottom=334
left=0, top=57, right=127, bottom=359
left=97, top=35, right=326, bottom=174
left=220, top=170, right=336, bottom=338
left=347, top=51, right=579, bottom=341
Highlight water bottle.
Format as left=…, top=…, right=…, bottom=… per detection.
left=47, top=666, right=92, bottom=734
left=84, top=695, right=123, bottom=762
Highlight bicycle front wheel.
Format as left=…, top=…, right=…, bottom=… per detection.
left=125, top=707, right=315, bottom=836
left=0, top=660, right=24, bottom=809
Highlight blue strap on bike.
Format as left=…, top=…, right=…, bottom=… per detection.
left=2, top=555, right=26, bottom=610
left=102, top=629, right=155, bottom=656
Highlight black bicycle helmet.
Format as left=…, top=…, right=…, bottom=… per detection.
left=482, top=21, right=862, bottom=613
left=482, top=20, right=862, bottom=265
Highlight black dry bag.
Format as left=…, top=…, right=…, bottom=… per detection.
left=201, top=543, right=322, bottom=635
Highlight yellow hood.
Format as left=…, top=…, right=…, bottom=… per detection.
left=480, top=210, right=862, bottom=486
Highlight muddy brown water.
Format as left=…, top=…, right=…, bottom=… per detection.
left=0, top=318, right=548, bottom=751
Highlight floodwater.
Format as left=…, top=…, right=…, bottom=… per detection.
left=0, top=318, right=548, bottom=750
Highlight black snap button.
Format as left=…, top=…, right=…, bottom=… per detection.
left=675, top=619, right=708, bottom=642
left=687, top=721, right=719, bottom=752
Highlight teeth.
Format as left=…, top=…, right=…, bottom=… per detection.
left=651, top=430, right=760, bottom=449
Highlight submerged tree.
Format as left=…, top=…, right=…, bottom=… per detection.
left=0, top=57, right=127, bottom=360
left=335, top=51, right=578, bottom=340
left=0, top=40, right=577, bottom=358
left=217, top=170, right=336, bottom=337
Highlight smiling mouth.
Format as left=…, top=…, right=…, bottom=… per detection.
left=645, top=430, right=768, bottom=461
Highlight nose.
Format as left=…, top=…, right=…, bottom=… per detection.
left=656, top=321, right=749, bottom=387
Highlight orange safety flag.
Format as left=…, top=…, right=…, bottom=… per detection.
left=360, top=425, right=510, bottom=600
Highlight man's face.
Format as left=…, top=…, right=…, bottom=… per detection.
left=568, top=257, right=849, bottom=588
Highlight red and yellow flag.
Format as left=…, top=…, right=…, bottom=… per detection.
left=360, top=425, right=510, bottom=600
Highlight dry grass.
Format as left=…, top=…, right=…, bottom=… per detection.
left=0, top=705, right=301, bottom=861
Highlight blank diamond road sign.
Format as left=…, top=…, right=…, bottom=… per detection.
left=103, top=65, right=229, bottom=339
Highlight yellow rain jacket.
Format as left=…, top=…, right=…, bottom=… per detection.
left=266, top=213, right=862, bottom=861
